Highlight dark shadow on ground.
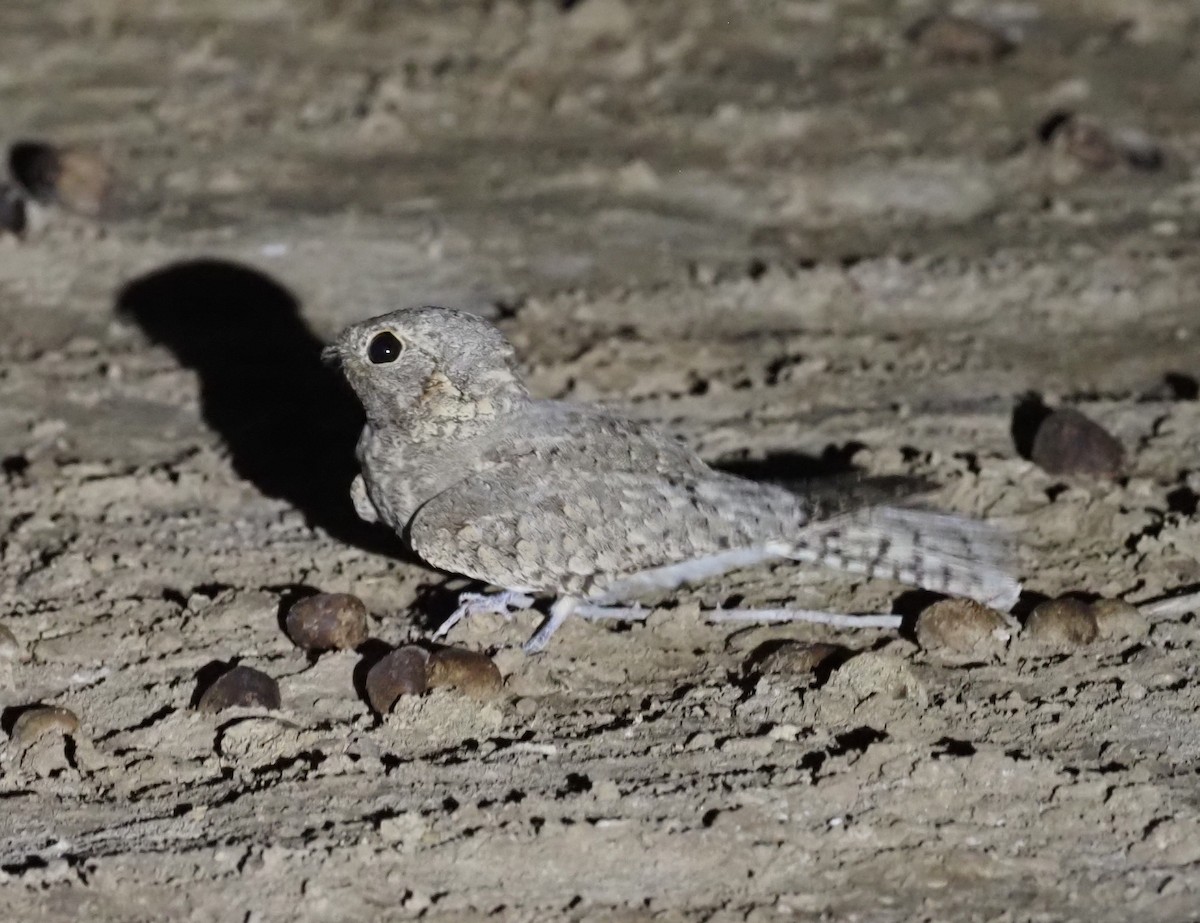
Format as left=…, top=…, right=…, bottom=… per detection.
left=712, top=444, right=864, bottom=486
left=714, top=446, right=933, bottom=508
left=1011, top=392, right=1052, bottom=460
left=116, top=259, right=403, bottom=556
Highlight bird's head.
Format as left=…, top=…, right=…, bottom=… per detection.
left=324, top=306, right=527, bottom=430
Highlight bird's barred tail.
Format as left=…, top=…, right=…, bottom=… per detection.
left=784, top=506, right=1022, bottom=610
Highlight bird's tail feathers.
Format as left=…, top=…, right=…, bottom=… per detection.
left=784, top=506, right=1021, bottom=611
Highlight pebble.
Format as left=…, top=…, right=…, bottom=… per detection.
left=0, top=183, right=26, bottom=235
left=908, top=14, right=1014, bottom=63
left=749, top=641, right=846, bottom=678
left=1023, top=598, right=1098, bottom=647
left=425, top=647, right=503, bottom=699
left=1043, top=113, right=1120, bottom=171
left=826, top=651, right=927, bottom=706
left=1041, top=112, right=1164, bottom=173
left=916, top=598, right=1012, bottom=656
left=10, top=706, right=80, bottom=747
left=1090, top=598, right=1149, bottom=641
left=284, top=593, right=368, bottom=652
left=1030, top=408, right=1124, bottom=477
left=9, top=141, right=112, bottom=216
left=365, top=646, right=428, bottom=714
left=197, top=665, right=282, bottom=713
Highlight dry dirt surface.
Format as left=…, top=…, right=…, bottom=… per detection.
left=2, top=1, right=1200, bottom=920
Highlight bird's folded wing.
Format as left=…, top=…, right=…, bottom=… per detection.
left=405, top=463, right=809, bottom=595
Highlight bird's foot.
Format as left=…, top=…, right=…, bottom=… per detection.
left=523, top=598, right=578, bottom=655
left=433, top=590, right=536, bottom=641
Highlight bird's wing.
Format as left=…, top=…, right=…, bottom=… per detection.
left=408, top=457, right=1021, bottom=609
left=405, top=460, right=812, bottom=596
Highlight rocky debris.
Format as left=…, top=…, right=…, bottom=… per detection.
left=9, top=705, right=80, bottom=747
left=908, top=14, right=1015, bottom=63
left=1091, top=598, right=1150, bottom=641
left=425, top=647, right=504, bottom=700
left=745, top=641, right=847, bottom=680
left=8, top=141, right=112, bottom=216
left=365, top=646, right=429, bottom=714
left=197, top=666, right=282, bottom=713
left=916, top=598, right=1013, bottom=658
left=1030, top=408, right=1124, bottom=477
left=1039, top=112, right=1165, bottom=174
left=285, top=593, right=369, bottom=652
left=1023, top=598, right=1099, bottom=647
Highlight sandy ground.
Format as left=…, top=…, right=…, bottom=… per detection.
left=2, top=1, right=1200, bottom=920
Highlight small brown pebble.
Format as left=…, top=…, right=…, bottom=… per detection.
left=916, top=598, right=1012, bottom=655
left=827, top=650, right=927, bottom=705
left=197, top=665, right=281, bottom=713
left=10, top=706, right=80, bottom=746
left=1052, top=115, right=1121, bottom=171
left=426, top=647, right=503, bottom=699
left=1040, top=112, right=1164, bottom=173
left=1024, top=598, right=1098, bottom=647
left=284, top=593, right=368, bottom=651
left=751, top=641, right=846, bottom=678
left=0, top=183, right=26, bottom=235
left=9, top=141, right=112, bottom=216
left=1090, top=598, right=1149, bottom=641
left=365, top=646, right=429, bottom=714
left=908, top=14, right=1014, bottom=63
left=1030, top=408, right=1124, bottom=477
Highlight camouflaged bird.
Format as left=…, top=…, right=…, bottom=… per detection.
left=324, top=307, right=1021, bottom=652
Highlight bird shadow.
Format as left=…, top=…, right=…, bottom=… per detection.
left=1011, top=392, right=1051, bottom=460
left=115, top=258, right=403, bottom=556
left=712, top=443, right=864, bottom=485
left=713, top=444, right=934, bottom=506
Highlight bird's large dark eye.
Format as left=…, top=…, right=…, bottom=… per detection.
left=367, top=331, right=403, bottom=364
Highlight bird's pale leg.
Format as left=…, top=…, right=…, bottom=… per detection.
left=575, top=602, right=900, bottom=629
left=1141, top=590, right=1200, bottom=619
left=523, top=597, right=579, bottom=654
left=706, top=608, right=902, bottom=629
left=433, top=590, right=536, bottom=641
left=574, top=549, right=904, bottom=631
left=575, top=603, right=650, bottom=621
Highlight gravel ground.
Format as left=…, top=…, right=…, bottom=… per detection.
left=2, top=1, right=1200, bottom=920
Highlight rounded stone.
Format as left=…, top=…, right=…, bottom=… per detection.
left=365, top=646, right=429, bottom=714
left=284, top=593, right=369, bottom=651
left=908, top=14, right=1014, bottom=63
left=9, top=141, right=112, bottom=216
left=1056, top=117, right=1121, bottom=171
left=1024, top=598, right=1099, bottom=647
left=426, top=647, right=503, bottom=700
left=916, top=598, right=1011, bottom=655
left=1030, top=408, right=1124, bottom=478
left=10, top=706, right=80, bottom=747
left=197, top=666, right=281, bottom=713
left=750, top=641, right=847, bottom=678
left=1090, top=598, right=1149, bottom=641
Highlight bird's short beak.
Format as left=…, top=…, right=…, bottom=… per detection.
left=321, top=344, right=344, bottom=367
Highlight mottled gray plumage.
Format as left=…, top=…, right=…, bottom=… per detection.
left=326, top=306, right=1020, bottom=650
